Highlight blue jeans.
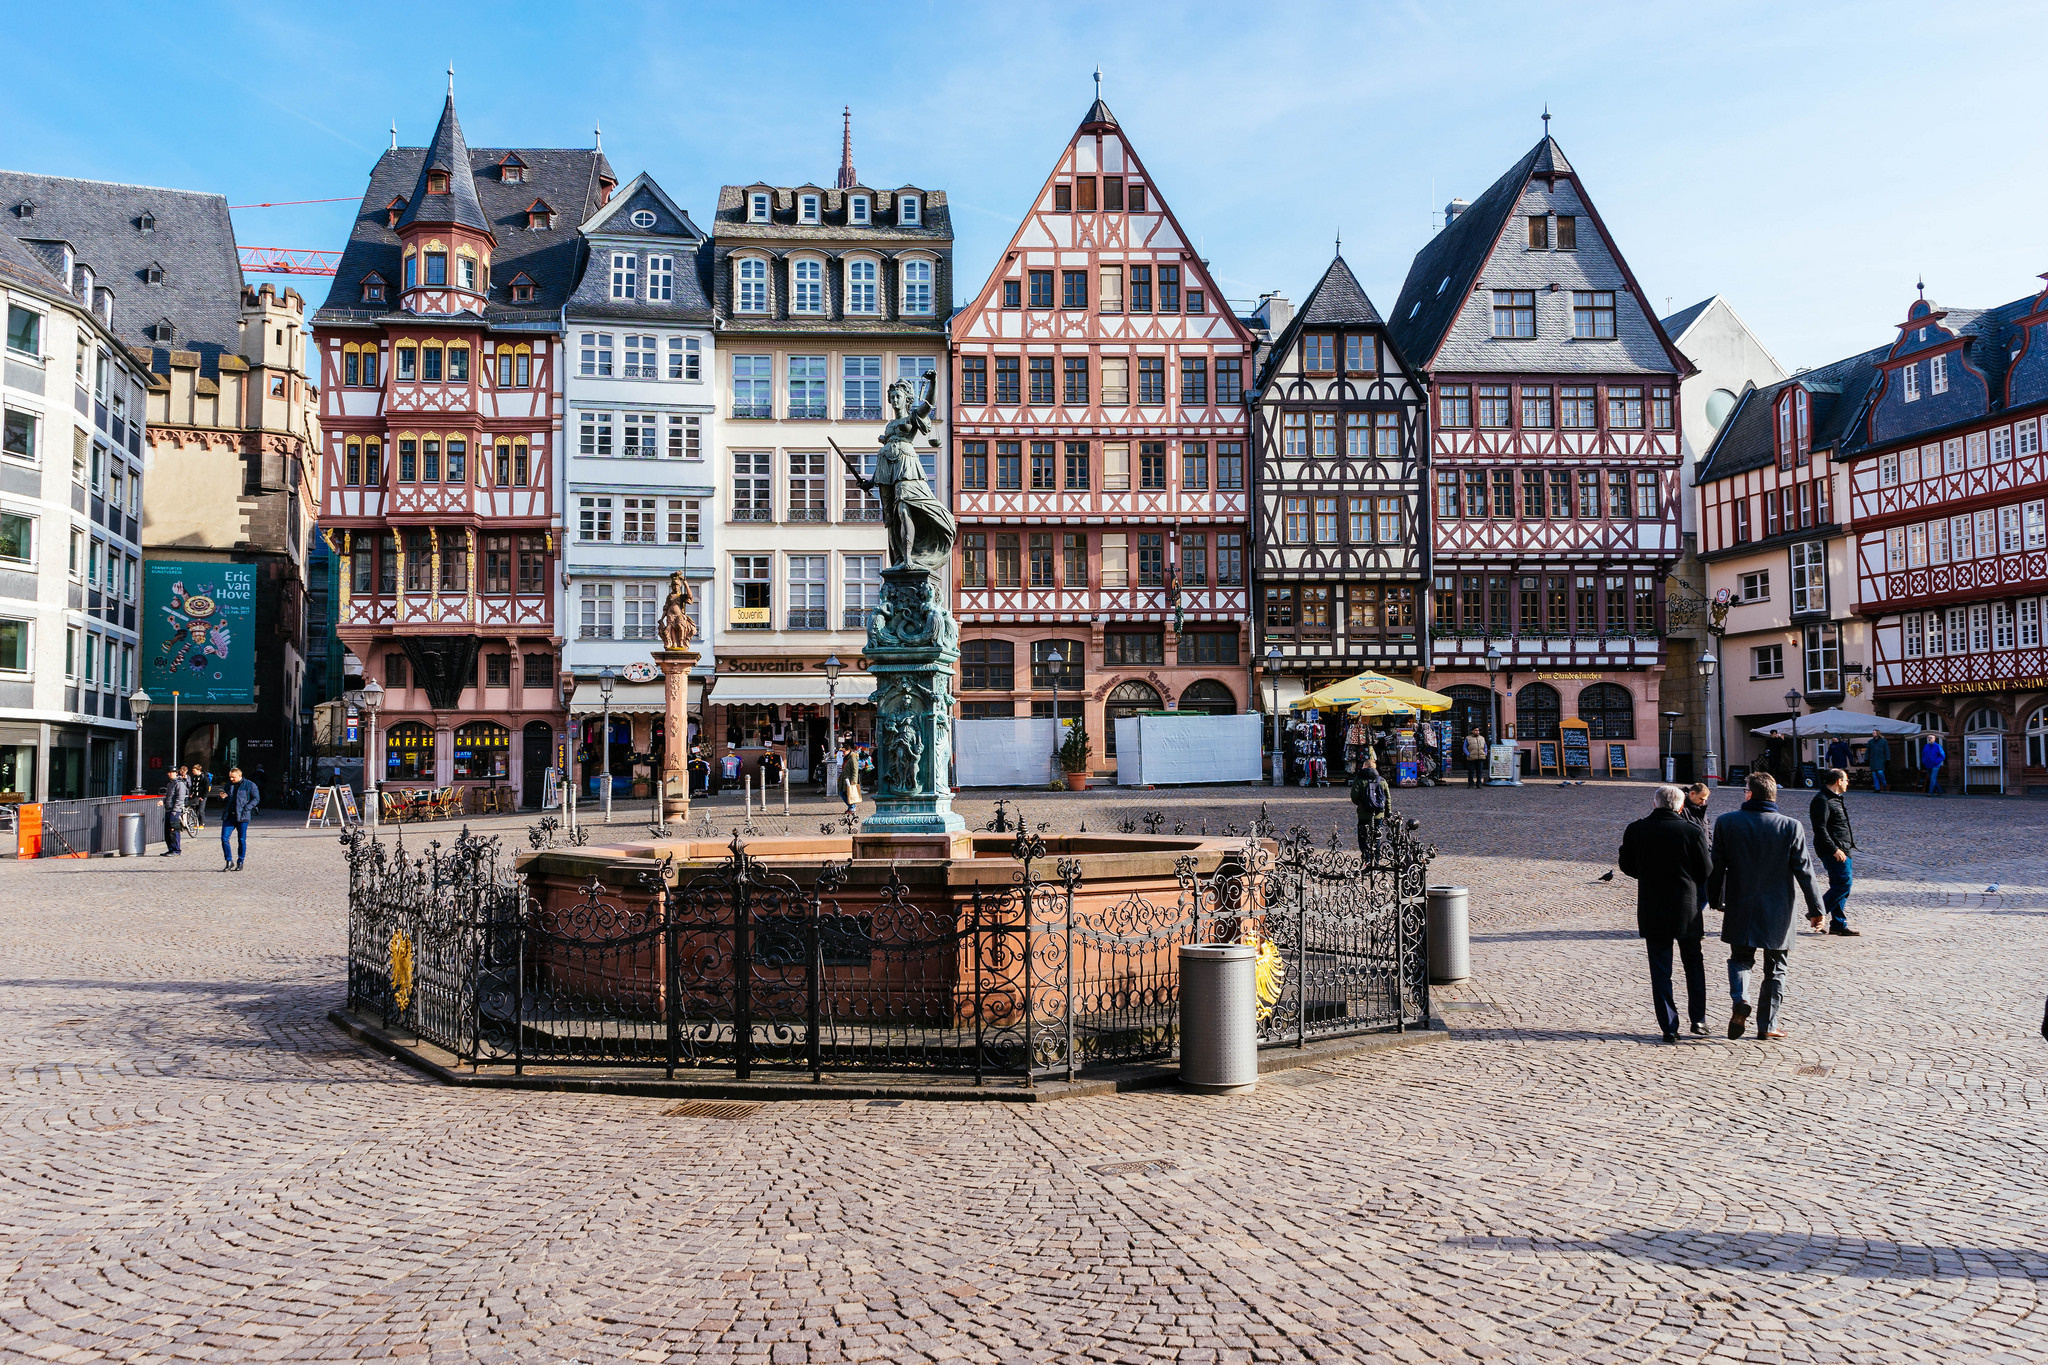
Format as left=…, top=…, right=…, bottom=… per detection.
left=1728, top=947, right=1790, bottom=1034
left=1870, top=767, right=1887, bottom=791
left=1822, top=854, right=1853, bottom=928
left=1926, top=767, right=1942, bottom=794
left=220, top=820, right=248, bottom=864
left=1646, top=937, right=1706, bottom=1036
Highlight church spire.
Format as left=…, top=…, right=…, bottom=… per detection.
left=837, top=106, right=857, bottom=190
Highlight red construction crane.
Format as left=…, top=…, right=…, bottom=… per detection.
left=240, top=246, right=342, bottom=277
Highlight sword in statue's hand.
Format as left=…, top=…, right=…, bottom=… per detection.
left=828, top=437, right=872, bottom=491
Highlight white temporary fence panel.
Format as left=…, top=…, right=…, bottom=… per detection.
left=1116, top=714, right=1264, bottom=786
left=954, top=718, right=1059, bottom=788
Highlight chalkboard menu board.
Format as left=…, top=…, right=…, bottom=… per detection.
left=1537, top=740, right=1560, bottom=775
left=1561, top=728, right=1592, bottom=773
left=1607, top=743, right=1629, bottom=776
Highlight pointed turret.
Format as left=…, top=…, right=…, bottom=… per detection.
left=836, top=107, right=858, bottom=190
left=397, top=93, right=491, bottom=235
left=1297, top=254, right=1383, bottom=329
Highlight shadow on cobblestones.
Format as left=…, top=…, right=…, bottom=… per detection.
left=1446, top=1231, right=2048, bottom=1280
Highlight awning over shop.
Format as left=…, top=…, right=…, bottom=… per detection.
left=568, top=680, right=698, bottom=716
left=1253, top=677, right=1307, bottom=713
left=707, top=674, right=876, bottom=707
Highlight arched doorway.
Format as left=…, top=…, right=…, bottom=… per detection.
left=1963, top=706, right=2008, bottom=794
left=1515, top=682, right=1561, bottom=742
left=1178, top=679, right=1236, bottom=716
left=521, top=721, right=554, bottom=809
left=1443, top=685, right=1492, bottom=746
left=384, top=721, right=435, bottom=784
left=2026, top=705, right=2048, bottom=769
left=1901, top=708, right=1945, bottom=769
left=1578, top=682, right=1636, bottom=739
left=453, top=720, right=510, bottom=781
left=1103, top=680, right=1162, bottom=757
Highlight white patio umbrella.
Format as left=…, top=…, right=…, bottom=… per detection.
left=1748, top=709, right=1924, bottom=739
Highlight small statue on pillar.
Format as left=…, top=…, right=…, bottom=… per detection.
left=652, top=571, right=700, bottom=824
left=657, top=570, right=697, bottom=650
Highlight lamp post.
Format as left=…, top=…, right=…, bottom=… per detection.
left=1785, top=687, right=1803, bottom=787
left=1266, top=644, right=1283, bottom=787
left=1045, top=648, right=1064, bottom=781
left=1699, top=650, right=1718, bottom=781
left=559, top=673, right=579, bottom=831
left=170, top=689, right=180, bottom=775
left=1662, top=710, right=1683, bottom=784
left=598, top=666, right=615, bottom=824
left=358, top=679, right=384, bottom=833
left=820, top=655, right=842, bottom=784
left=127, top=689, right=151, bottom=793
left=1484, top=644, right=1502, bottom=743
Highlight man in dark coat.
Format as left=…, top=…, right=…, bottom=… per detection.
left=1709, top=771, right=1823, bottom=1040
left=1350, top=754, right=1390, bottom=861
left=219, top=765, right=260, bottom=871
left=1809, top=767, right=1861, bottom=937
left=1865, top=732, right=1890, bottom=793
left=159, top=768, right=188, bottom=857
left=1619, top=786, right=1714, bottom=1041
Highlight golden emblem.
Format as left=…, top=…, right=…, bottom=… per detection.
left=389, top=930, right=415, bottom=1012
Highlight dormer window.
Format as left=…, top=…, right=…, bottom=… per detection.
left=1930, top=352, right=1949, bottom=395
left=792, top=258, right=823, bottom=313
left=144, top=263, right=164, bottom=285
left=1303, top=334, right=1336, bottom=373
left=611, top=252, right=637, bottom=300
left=799, top=194, right=820, bottom=223
left=361, top=275, right=386, bottom=304
left=736, top=257, right=768, bottom=313
left=1902, top=362, right=1921, bottom=403
left=426, top=170, right=450, bottom=195
left=499, top=155, right=526, bottom=184
left=849, top=195, right=870, bottom=225
left=137, top=212, right=155, bottom=233
left=150, top=319, right=174, bottom=343
left=509, top=274, right=535, bottom=302
left=749, top=192, right=771, bottom=223
left=525, top=199, right=555, bottom=231
left=13, top=199, right=33, bottom=219
left=385, top=197, right=405, bottom=228
left=899, top=193, right=921, bottom=226
left=631, top=209, right=657, bottom=229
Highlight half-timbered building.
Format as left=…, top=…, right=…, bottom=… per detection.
left=950, top=93, right=1255, bottom=766
left=315, top=88, right=614, bottom=808
left=1250, top=253, right=1428, bottom=698
left=1387, top=130, right=1691, bottom=770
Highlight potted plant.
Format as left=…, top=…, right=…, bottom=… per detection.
left=1057, top=722, right=1092, bottom=791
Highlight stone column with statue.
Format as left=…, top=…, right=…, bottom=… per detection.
left=832, top=371, right=967, bottom=855
left=653, top=569, right=700, bottom=821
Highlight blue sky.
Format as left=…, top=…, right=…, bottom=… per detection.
left=11, top=0, right=2046, bottom=370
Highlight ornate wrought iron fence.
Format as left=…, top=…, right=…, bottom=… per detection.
left=342, top=815, right=1434, bottom=1085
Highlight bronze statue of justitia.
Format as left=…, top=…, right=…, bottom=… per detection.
left=832, top=370, right=955, bottom=573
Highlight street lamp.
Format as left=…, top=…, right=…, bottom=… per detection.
left=1699, top=651, right=1718, bottom=781
left=127, top=689, right=151, bottom=793
left=1784, top=687, right=1803, bottom=786
left=1266, top=644, right=1283, bottom=788
left=598, top=667, right=616, bottom=824
left=358, top=679, right=384, bottom=832
left=1484, top=644, right=1503, bottom=744
left=820, top=655, right=842, bottom=784
left=1045, top=648, right=1065, bottom=781
left=559, top=673, right=579, bottom=829
left=1662, top=710, right=1683, bottom=784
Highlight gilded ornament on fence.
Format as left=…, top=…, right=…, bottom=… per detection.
left=388, top=929, right=415, bottom=1012
left=1250, top=934, right=1284, bottom=1021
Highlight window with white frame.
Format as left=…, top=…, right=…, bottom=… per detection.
left=623, top=334, right=657, bottom=378
left=578, top=496, right=614, bottom=542
left=1802, top=623, right=1840, bottom=694
left=1923, top=608, right=1945, bottom=657
left=1993, top=425, right=2013, bottom=460
left=665, top=413, right=701, bottom=459
left=578, top=582, right=614, bottom=638
left=579, top=332, right=613, bottom=377
left=1949, top=513, right=1971, bottom=560
left=5, top=305, right=41, bottom=357
left=749, top=192, right=770, bottom=223
left=843, top=554, right=881, bottom=629
left=622, top=496, right=658, bottom=544
left=843, top=355, right=881, bottom=419
left=1751, top=643, right=1783, bottom=678
left=666, top=336, right=700, bottom=381
left=896, top=357, right=938, bottom=478
left=736, top=258, right=768, bottom=312
left=898, top=194, right=921, bottom=225
left=849, top=194, right=870, bottom=225
left=1905, top=523, right=1925, bottom=568
left=0, top=510, right=32, bottom=564
left=2020, top=598, right=2041, bottom=649
left=1904, top=612, right=1923, bottom=658
left=1738, top=570, right=1768, bottom=603
left=788, top=355, right=827, bottom=417
left=610, top=252, right=636, bottom=300
left=1930, top=352, right=1948, bottom=394
left=844, top=449, right=880, bottom=522
left=732, top=355, right=772, bottom=417
left=665, top=497, right=701, bottom=545
left=1790, top=541, right=1826, bottom=614
left=1901, top=362, right=1920, bottom=402
left=1993, top=600, right=2015, bottom=650
left=646, top=254, right=674, bottom=301
left=1932, top=517, right=1950, bottom=563
left=622, top=413, right=660, bottom=458
left=2026, top=500, right=2047, bottom=550
left=1945, top=438, right=1964, bottom=473
left=786, top=554, right=826, bottom=629
left=1, top=406, right=38, bottom=463
left=579, top=411, right=614, bottom=456
left=1878, top=452, right=1899, bottom=486
left=731, top=555, right=771, bottom=627
left=846, top=259, right=877, bottom=314
left=1967, top=431, right=1986, bottom=467
left=1970, top=602, right=1990, bottom=652
left=2019, top=419, right=2041, bottom=457
left=1975, top=508, right=1996, bottom=558
left=0, top=617, right=25, bottom=671
left=901, top=259, right=933, bottom=314
left=622, top=581, right=659, bottom=639
left=787, top=451, right=826, bottom=522
left=65, top=624, right=79, bottom=677
left=1947, top=605, right=1966, bottom=654
left=792, top=258, right=824, bottom=314
left=732, top=452, right=772, bottom=520
left=798, top=194, right=820, bottom=223
left=2001, top=504, right=2023, bottom=553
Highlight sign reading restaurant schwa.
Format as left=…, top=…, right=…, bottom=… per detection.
left=142, top=561, right=256, bottom=705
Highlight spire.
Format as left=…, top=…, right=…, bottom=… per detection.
left=594, top=117, right=603, bottom=152
left=1917, top=275, right=1926, bottom=300
left=1335, top=229, right=1342, bottom=258
left=1095, top=66, right=1102, bottom=100
left=447, top=64, right=454, bottom=97
left=837, top=106, right=857, bottom=190
left=389, top=119, right=397, bottom=152
left=1541, top=103, right=1550, bottom=134
left=1080, top=68, right=1117, bottom=131
left=397, top=89, right=491, bottom=236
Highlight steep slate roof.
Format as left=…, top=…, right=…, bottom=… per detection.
left=710, top=183, right=953, bottom=337
left=0, top=170, right=244, bottom=373
left=316, top=135, right=614, bottom=329
left=709, top=184, right=950, bottom=238
left=0, top=226, right=66, bottom=293
left=1696, top=343, right=1890, bottom=483
left=1255, top=254, right=1417, bottom=392
left=1385, top=140, right=1552, bottom=366
left=1659, top=296, right=1714, bottom=343
left=566, top=173, right=712, bottom=324
left=396, top=94, right=491, bottom=234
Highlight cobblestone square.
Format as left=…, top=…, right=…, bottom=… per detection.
left=3, top=781, right=2045, bottom=1362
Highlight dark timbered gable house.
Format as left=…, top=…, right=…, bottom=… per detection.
left=1387, top=132, right=1692, bottom=767
left=1251, top=254, right=1428, bottom=694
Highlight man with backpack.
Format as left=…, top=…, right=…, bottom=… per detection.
left=1351, top=753, right=1390, bottom=860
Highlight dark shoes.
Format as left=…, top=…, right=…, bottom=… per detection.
left=1689, top=1021, right=1708, bottom=1036
left=1728, top=1002, right=1752, bottom=1039
left=1828, top=924, right=1861, bottom=937
left=1662, top=1032, right=1679, bottom=1044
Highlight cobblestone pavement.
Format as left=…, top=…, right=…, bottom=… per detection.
left=3, top=782, right=2046, bottom=1363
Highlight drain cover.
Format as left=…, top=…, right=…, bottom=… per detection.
left=1268, top=1069, right=1338, bottom=1088
left=661, top=1100, right=761, bottom=1119
left=1090, top=1159, right=1177, bottom=1177
left=867, top=1099, right=904, bottom=1108
left=1794, top=1065, right=1831, bottom=1076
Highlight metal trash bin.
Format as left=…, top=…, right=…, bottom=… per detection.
left=1179, top=943, right=1258, bottom=1092
left=1426, top=885, right=1470, bottom=984
left=117, top=810, right=145, bottom=858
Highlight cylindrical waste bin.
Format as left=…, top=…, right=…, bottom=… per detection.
left=117, top=810, right=145, bottom=858
left=1426, top=885, right=1469, bottom=984
left=1179, top=943, right=1258, bottom=1092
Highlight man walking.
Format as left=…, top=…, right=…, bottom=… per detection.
left=184, top=765, right=207, bottom=830
left=219, top=765, right=259, bottom=871
left=1809, top=768, right=1862, bottom=937
left=1350, top=753, right=1390, bottom=862
left=1709, top=771, right=1823, bottom=1040
left=1921, top=733, right=1946, bottom=795
left=1866, top=731, right=1890, bottom=793
left=160, top=767, right=188, bottom=857
left=1462, top=728, right=1487, bottom=787
left=1619, top=786, right=1713, bottom=1042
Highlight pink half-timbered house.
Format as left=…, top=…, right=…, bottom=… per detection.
left=315, top=90, right=615, bottom=806
left=1387, top=131, right=1691, bottom=770
left=949, top=94, right=1254, bottom=764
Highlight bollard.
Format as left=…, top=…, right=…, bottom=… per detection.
left=782, top=766, right=790, bottom=816
left=744, top=775, right=753, bottom=819
left=1179, top=944, right=1258, bottom=1092
left=1426, top=885, right=1470, bottom=984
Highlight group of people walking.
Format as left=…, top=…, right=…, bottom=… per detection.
left=160, top=764, right=261, bottom=870
left=1619, top=769, right=1860, bottom=1043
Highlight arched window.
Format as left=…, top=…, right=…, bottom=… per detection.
left=1578, top=682, right=1635, bottom=739
left=1443, top=685, right=1493, bottom=744
left=901, top=259, right=933, bottom=315
left=791, top=258, right=824, bottom=314
left=1901, top=708, right=1946, bottom=768
left=1179, top=679, right=1236, bottom=716
left=736, top=257, right=768, bottom=313
left=2026, top=706, right=2048, bottom=768
left=1515, top=682, right=1561, bottom=741
left=1964, top=707, right=2007, bottom=732
left=846, top=258, right=878, bottom=314
left=384, top=721, right=435, bottom=784
left=1104, top=680, right=1163, bottom=757
left=454, top=721, right=510, bottom=780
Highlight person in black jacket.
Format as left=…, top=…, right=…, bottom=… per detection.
left=1808, top=767, right=1861, bottom=936
left=1618, top=786, right=1715, bottom=1042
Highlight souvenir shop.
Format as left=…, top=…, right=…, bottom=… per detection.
left=1278, top=708, right=1451, bottom=787
left=702, top=657, right=876, bottom=788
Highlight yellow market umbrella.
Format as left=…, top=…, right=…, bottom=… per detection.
left=1292, top=671, right=1453, bottom=713
left=1346, top=697, right=1419, bottom=718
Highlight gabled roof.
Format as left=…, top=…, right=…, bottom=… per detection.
left=567, top=174, right=711, bottom=324
left=1696, top=344, right=1890, bottom=483
left=1837, top=293, right=2036, bottom=454
left=1386, top=139, right=1553, bottom=366
left=396, top=94, right=491, bottom=235
left=581, top=173, right=703, bottom=241
left=1255, top=255, right=1420, bottom=395
left=1659, top=296, right=1715, bottom=344
left=0, top=170, right=244, bottom=373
